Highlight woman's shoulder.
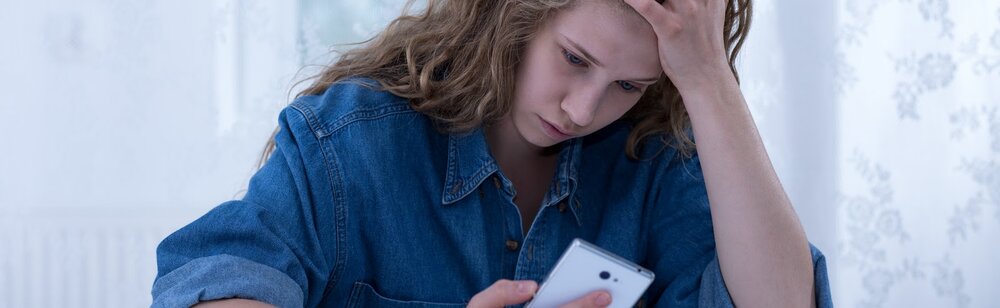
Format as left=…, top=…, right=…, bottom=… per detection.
left=286, top=76, right=419, bottom=137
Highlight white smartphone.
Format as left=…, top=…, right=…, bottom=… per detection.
left=525, top=238, right=655, bottom=308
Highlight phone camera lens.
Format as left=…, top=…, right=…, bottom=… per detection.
left=599, top=271, right=610, bottom=280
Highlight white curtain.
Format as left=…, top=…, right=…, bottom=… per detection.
left=1, top=0, right=997, bottom=307
left=741, top=0, right=1000, bottom=307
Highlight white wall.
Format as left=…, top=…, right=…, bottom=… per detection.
left=0, top=0, right=403, bottom=306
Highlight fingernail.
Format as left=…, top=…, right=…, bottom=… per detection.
left=595, top=292, right=611, bottom=306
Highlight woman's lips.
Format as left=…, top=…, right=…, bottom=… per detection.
left=540, top=116, right=574, bottom=140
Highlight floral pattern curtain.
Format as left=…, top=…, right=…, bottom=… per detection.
left=831, top=0, right=1000, bottom=307
left=742, top=0, right=1000, bottom=306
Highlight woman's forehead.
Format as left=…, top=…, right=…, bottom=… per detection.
left=544, top=1, right=661, bottom=77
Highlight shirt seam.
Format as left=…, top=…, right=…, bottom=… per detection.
left=283, top=105, right=349, bottom=304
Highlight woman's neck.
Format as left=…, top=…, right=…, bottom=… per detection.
left=485, top=116, right=561, bottom=234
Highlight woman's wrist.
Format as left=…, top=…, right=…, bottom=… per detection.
left=675, top=68, right=742, bottom=114
left=672, top=59, right=734, bottom=92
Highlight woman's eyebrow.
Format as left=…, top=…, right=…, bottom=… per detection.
left=561, top=34, right=660, bottom=84
left=561, top=34, right=604, bottom=67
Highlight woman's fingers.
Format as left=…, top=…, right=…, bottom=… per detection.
left=709, top=0, right=728, bottom=15
left=671, top=0, right=701, bottom=16
left=623, top=0, right=675, bottom=30
left=467, top=279, right=538, bottom=308
left=558, top=290, right=613, bottom=308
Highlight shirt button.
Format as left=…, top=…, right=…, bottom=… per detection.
left=558, top=202, right=567, bottom=213
left=493, top=177, right=502, bottom=189
left=505, top=240, right=519, bottom=251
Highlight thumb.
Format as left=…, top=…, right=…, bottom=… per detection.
left=559, top=290, right=612, bottom=308
left=468, top=280, right=538, bottom=308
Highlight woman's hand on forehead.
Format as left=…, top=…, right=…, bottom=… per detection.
left=622, top=0, right=732, bottom=93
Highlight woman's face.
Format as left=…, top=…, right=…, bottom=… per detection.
left=509, top=2, right=661, bottom=148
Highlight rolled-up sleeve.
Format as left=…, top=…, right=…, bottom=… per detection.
left=644, top=151, right=832, bottom=307
left=152, top=105, right=340, bottom=307
left=696, top=244, right=833, bottom=307
left=152, top=254, right=303, bottom=308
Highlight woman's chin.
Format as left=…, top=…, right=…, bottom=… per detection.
left=527, top=136, right=568, bottom=152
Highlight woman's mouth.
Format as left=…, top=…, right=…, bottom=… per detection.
left=540, top=116, right=574, bottom=140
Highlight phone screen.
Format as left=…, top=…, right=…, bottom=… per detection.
left=525, top=238, right=655, bottom=308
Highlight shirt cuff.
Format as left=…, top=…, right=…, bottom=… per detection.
left=697, top=244, right=834, bottom=308
left=152, top=254, right=304, bottom=308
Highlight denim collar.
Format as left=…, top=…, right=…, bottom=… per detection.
left=442, top=127, right=583, bottom=226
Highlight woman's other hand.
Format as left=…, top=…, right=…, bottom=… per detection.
left=467, top=279, right=612, bottom=308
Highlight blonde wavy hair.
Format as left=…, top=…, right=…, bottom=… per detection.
left=259, top=0, right=752, bottom=167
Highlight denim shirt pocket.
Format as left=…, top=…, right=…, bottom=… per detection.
left=345, top=282, right=467, bottom=308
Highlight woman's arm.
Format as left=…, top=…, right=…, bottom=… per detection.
left=624, top=0, right=814, bottom=306
left=682, top=73, right=815, bottom=308
left=152, top=106, right=338, bottom=307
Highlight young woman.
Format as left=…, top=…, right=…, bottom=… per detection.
left=152, top=0, right=832, bottom=307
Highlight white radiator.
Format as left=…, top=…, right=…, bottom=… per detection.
left=0, top=208, right=204, bottom=308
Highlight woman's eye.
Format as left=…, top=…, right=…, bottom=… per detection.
left=618, top=81, right=638, bottom=92
left=562, top=49, right=586, bottom=66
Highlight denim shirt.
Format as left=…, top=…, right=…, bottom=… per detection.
left=152, top=78, right=833, bottom=308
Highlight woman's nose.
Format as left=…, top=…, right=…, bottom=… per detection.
left=561, top=86, right=603, bottom=128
